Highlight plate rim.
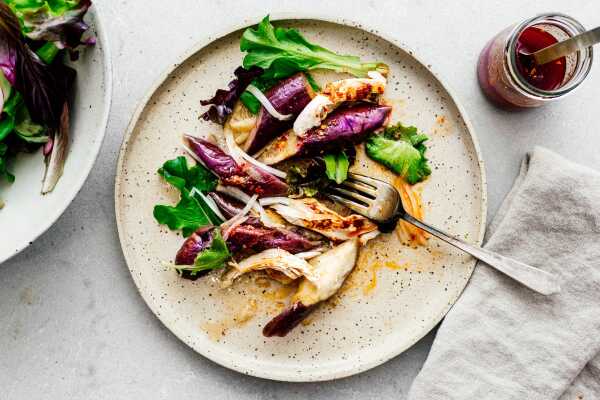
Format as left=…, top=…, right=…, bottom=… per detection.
left=0, top=5, right=114, bottom=265
left=115, top=13, right=488, bottom=382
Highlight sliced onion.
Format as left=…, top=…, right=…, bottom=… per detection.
left=217, top=184, right=276, bottom=217
left=238, top=150, right=287, bottom=179
left=293, top=94, right=333, bottom=135
left=220, top=193, right=258, bottom=230
left=294, top=250, right=322, bottom=259
left=238, top=193, right=258, bottom=219
left=222, top=216, right=248, bottom=241
left=216, top=184, right=252, bottom=203
left=246, top=84, right=293, bottom=121
left=224, top=124, right=287, bottom=179
left=190, top=187, right=227, bottom=221
left=221, top=192, right=258, bottom=240
left=223, top=125, right=244, bottom=164
left=216, top=186, right=285, bottom=229
left=259, top=197, right=291, bottom=207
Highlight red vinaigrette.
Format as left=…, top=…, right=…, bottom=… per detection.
left=477, top=14, right=593, bottom=109
left=515, top=27, right=566, bottom=91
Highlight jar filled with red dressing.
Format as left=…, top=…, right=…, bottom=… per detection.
left=478, top=13, right=593, bottom=108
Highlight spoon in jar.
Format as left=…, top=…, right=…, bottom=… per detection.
left=522, top=26, right=600, bottom=66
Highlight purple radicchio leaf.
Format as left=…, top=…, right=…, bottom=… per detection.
left=200, top=66, right=263, bottom=125
left=18, top=51, right=76, bottom=128
left=0, top=3, right=20, bottom=86
left=262, top=301, right=315, bottom=337
left=20, top=0, right=95, bottom=58
left=184, top=135, right=288, bottom=197
left=175, top=226, right=215, bottom=280
left=0, top=41, right=17, bottom=86
left=41, top=102, right=69, bottom=194
left=207, top=192, right=243, bottom=220
left=243, top=72, right=314, bottom=154
left=0, top=2, right=76, bottom=128
left=226, top=217, right=320, bottom=256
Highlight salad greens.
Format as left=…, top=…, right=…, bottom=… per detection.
left=158, top=156, right=217, bottom=193
left=0, top=0, right=93, bottom=203
left=1, top=91, right=47, bottom=143
left=241, top=15, right=384, bottom=79
left=6, top=0, right=94, bottom=56
left=323, top=151, right=349, bottom=185
left=200, top=66, right=263, bottom=125
left=238, top=15, right=384, bottom=114
left=176, top=230, right=231, bottom=276
left=239, top=75, right=277, bottom=115
left=154, top=157, right=233, bottom=274
left=153, top=156, right=221, bottom=237
left=366, top=123, right=432, bottom=184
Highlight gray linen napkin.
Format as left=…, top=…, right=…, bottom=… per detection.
left=407, top=147, right=600, bottom=400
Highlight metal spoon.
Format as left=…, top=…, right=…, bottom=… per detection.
left=526, top=26, right=600, bottom=66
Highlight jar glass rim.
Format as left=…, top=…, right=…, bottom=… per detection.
left=504, top=13, right=593, bottom=99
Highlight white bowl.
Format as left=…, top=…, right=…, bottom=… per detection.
left=0, top=6, right=112, bottom=264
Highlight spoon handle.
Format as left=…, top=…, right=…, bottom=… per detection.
left=533, top=26, right=600, bottom=65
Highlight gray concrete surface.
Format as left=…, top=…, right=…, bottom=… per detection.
left=1, top=1, right=599, bottom=398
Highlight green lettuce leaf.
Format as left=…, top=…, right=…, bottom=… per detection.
left=14, top=99, right=47, bottom=142
left=153, top=196, right=213, bottom=237
left=153, top=156, right=221, bottom=236
left=158, top=156, right=217, bottom=193
left=366, top=123, right=432, bottom=184
left=0, top=91, right=47, bottom=143
left=5, top=0, right=94, bottom=54
left=175, top=229, right=231, bottom=276
left=193, top=230, right=230, bottom=270
left=239, top=15, right=383, bottom=114
left=0, top=92, right=20, bottom=142
left=241, top=16, right=384, bottom=78
left=323, top=151, right=349, bottom=184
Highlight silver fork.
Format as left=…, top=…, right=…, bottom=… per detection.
left=324, top=173, right=561, bottom=295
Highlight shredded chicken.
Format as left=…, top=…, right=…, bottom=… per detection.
left=269, top=198, right=378, bottom=242
left=294, top=237, right=359, bottom=305
left=221, top=248, right=318, bottom=287
left=293, top=70, right=387, bottom=135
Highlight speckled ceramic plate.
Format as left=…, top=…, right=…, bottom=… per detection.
left=0, top=7, right=112, bottom=264
left=115, top=16, right=486, bottom=382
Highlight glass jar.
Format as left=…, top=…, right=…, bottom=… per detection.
left=477, top=13, right=593, bottom=109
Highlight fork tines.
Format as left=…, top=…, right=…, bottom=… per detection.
left=324, top=173, right=378, bottom=214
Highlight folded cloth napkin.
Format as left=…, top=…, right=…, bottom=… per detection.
left=408, top=147, right=600, bottom=400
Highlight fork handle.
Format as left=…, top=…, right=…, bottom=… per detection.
left=401, top=214, right=561, bottom=295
